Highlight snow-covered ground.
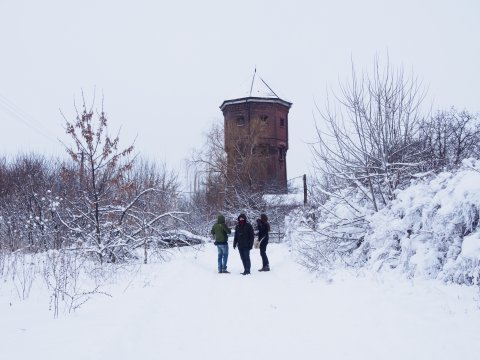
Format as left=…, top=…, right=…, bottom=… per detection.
left=2, top=243, right=480, bottom=360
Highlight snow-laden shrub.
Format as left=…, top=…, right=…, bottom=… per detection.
left=287, top=186, right=376, bottom=272
left=290, top=159, right=480, bottom=284
left=364, top=158, right=480, bottom=284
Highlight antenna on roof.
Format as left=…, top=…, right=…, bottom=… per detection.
left=259, top=76, right=279, bottom=98
left=249, top=67, right=256, bottom=97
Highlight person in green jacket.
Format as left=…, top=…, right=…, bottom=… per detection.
left=211, top=214, right=232, bottom=273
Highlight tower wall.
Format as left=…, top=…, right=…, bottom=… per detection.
left=220, top=97, right=291, bottom=194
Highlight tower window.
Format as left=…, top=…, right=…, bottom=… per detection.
left=236, top=116, right=245, bottom=126
left=280, top=118, right=285, bottom=127
left=259, top=145, right=269, bottom=156
left=278, top=147, right=285, bottom=161
left=260, top=115, right=268, bottom=126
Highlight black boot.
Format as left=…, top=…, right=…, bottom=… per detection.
left=259, top=266, right=270, bottom=272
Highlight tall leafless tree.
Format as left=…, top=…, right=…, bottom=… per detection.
left=299, top=58, right=428, bottom=269
left=61, top=96, right=135, bottom=261
left=419, top=108, right=480, bottom=171
left=188, top=118, right=281, bottom=228
left=312, top=58, right=426, bottom=212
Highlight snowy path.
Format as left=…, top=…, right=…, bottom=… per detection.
left=3, top=243, right=480, bottom=360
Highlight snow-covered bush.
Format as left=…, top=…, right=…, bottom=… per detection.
left=288, top=186, right=376, bottom=272
left=363, top=158, right=480, bottom=284
left=290, top=159, right=480, bottom=285
left=0, top=249, right=112, bottom=318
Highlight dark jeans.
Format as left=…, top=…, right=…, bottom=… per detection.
left=259, top=241, right=269, bottom=267
left=238, top=248, right=251, bottom=273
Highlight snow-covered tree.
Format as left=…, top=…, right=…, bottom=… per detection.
left=188, top=119, right=288, bottom=233
left=60, top=97, right=188, bottom=263
left=61, top=97, right=135, bottom=262
left=419, top=108, right=480, bottom=171
left=312, top=58, right=426, bottom=212
left=0, top=154, right=63, bottom=251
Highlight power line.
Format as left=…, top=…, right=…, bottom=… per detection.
left=0, top=92, right=59, bottom=144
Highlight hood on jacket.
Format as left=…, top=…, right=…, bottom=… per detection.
left=217, top=214, right=226, bottom=224
left=237, top=213, right=247, bottom=222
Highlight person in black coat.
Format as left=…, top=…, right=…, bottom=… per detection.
left=256, top=213, right=270, bottom=271
left=233, top=213, right=254, bottom=275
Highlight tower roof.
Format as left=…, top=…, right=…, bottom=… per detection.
left=220, top=70, right=292, bottom=111
left=219, top=96, right=292, bottom=111
left=248, top=72, right=279, bottom=98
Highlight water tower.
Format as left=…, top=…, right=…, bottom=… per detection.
left=220, top=73, right=292, bottom=194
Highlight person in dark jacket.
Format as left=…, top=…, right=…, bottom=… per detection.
left=211, top=214, right=231, bottom=273
left=256, top=213, right=270, bottom=271
left=233, top=213, right=254, bottom=275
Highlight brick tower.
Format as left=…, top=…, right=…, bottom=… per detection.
left=220, top=75, right=292, bottom=194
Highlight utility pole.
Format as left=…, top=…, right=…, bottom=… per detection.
left=303, top=174, right=307, bottom=205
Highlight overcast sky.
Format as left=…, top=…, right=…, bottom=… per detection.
left=1, top=0, right=479, bottom=186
